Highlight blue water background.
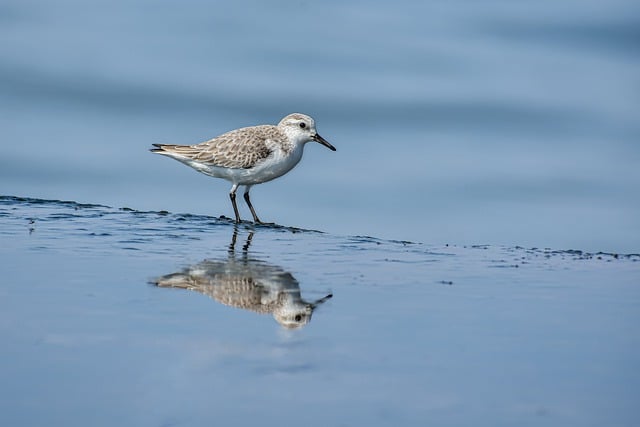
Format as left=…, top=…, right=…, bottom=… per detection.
left=1, top=0, right=639, bottom=251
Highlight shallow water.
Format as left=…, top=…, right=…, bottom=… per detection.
left=1, top=196, right=638, bottom=426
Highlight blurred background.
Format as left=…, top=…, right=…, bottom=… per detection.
left=1, top=0, right=638, bottom=252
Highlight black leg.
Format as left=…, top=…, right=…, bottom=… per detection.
left=242, top=231, right=254, bottom=253
left=229, top=185, right=241, bottom=223
left=228, top=225, right=239, bottom=254
left=243, top=187, right=263, bottom=224
left=228, top=226, right=253, bottom=258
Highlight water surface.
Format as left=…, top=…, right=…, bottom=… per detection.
left=1, top=196, right=638, bottom=426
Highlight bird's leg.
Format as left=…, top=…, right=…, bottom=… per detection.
left=228, top=225, right=239, bottom=254
left=242, top=231, right=254, bottom=254
left=229, top=184, right=241, bottom=223
left=243, top=186, right=263, bottom=224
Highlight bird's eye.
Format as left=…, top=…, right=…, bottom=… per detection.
left=299, top=122, right=306, bottom=129
left=295, top=314, right=303, bottom=322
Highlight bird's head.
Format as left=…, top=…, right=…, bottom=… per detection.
left=278, top=113, right=336, bottom=151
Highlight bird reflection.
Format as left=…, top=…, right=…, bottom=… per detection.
left=152, top=228, right=332, bottom=329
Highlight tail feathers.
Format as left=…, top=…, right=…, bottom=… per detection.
left=150, top=143, right=175, bottom=153
left=152, top=273, right=194, bottom=289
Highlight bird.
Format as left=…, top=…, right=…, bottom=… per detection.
left=151, top=229, right=333, bottom=329
left=150, top=113, right=336, bottom=224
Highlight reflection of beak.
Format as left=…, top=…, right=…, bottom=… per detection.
left=312, top=133, right=336, bottom=151
left=310, top=293, right=333, bottom=308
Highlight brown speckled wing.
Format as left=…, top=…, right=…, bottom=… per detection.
left=161, top=125, right=284, bottom=169
left=154, top=269, right=280, bottom=314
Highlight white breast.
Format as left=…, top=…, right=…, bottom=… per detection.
left=188, top=143, right=306, bottom=186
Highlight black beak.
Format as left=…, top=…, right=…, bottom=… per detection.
left=312, top=133, right=336, bottom=151
left=310, top=293, right=333, bottom=308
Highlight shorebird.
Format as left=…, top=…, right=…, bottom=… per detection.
left=150, top=113, right=336, bottom=223
left=152, top=230, right=333, bottom=329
